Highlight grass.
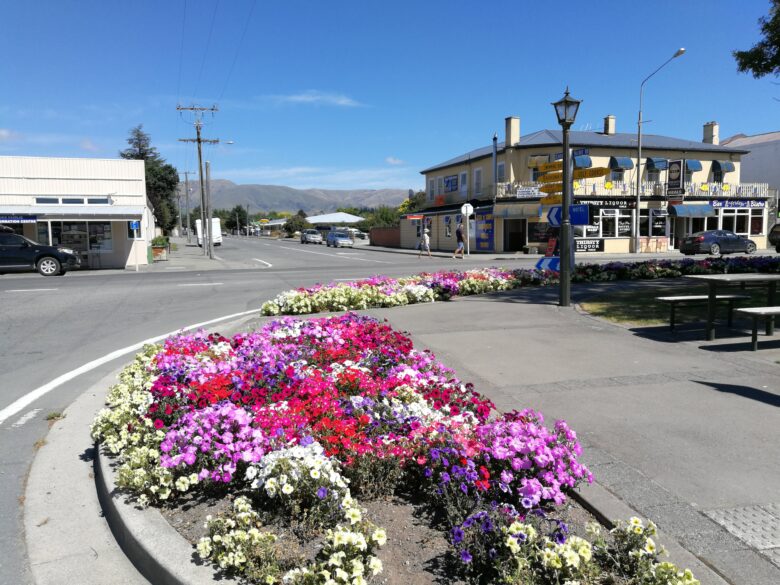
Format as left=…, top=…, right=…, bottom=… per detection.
left=580, top=284, right=772, bottom=326
left=45, top=411, right=64, bottom=421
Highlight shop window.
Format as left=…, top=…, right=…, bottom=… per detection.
left=89, top=222, right=113, bottom=252
left=497, top=162, right=505, bottom=183
left=62, top=198, right=85, bottom=204
left=721, top=209, right=750, bottom=236
left=459, top=172, right=468, bottom=197
left=598, top=209, right=632, bottom=238
left=640, top=210, right=668, bottom=237
left=706, top=216, right=718, bottom=230
left=35, top=197, right=58, bottom=204
left=474, top=168, right=482, bottom=195
left=36, top=222, right=50, bottom=245
left=750, top=208, right=763, bottom=235
left=691, top=218, right=706, bottom=233
left=62, top=221, right=88, bottom=252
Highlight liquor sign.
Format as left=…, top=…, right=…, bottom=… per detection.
left=576, top=198, right=636, bottom=209
left=575, top=238, right=605, bottom=252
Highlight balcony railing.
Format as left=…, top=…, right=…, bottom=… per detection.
left=493, top=181, right=770, bottom=199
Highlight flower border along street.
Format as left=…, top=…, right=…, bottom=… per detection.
left=92, top=312, right=700, bottom=584
left=260, top=257, right=780, bottom=316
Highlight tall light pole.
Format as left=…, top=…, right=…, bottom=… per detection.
left=552, top=88, right=581, bottom=308
left=635, top=47, right=686, bottom=253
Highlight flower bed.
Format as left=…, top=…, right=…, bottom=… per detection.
left=259, top=257, right=780, bottom=316
left=92, top=313, right=700, bottom=584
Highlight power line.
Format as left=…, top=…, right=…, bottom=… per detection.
left=175, top=0, right=188, bottom=104
left=217, top=0, right=257, bottom=103
left=192, top=0, right=221, bottom=100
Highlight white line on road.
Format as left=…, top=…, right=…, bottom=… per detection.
left=11, top=409, right=41, bottom=428
left=277, top=245, right=391, bottom=264
left=176, top=282, right=224, bottom=287
left=253, top=258, right=273, bottom=267
left=4, top=289, right=58, bottom=293
left=0, top=307, right=264, bottom=427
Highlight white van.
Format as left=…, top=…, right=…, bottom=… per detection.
left=195, top=218, right=223, bottom=247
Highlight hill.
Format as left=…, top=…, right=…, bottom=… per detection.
left=180, top=180, right=408, bottom=213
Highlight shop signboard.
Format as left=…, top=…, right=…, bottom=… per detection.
left=710, top=200, right=765, bottom=208
left=516, top=186, right=542, bottom=198
left=540, top=183, right=563, bottom=194
left=537, top=160, right=563, bottom=173
left=129, top=220, right=141, bottom=230
left=570, top=204, right=589, bottom=226
left=475, top=212, right=494, bottom=251
left=576, top=198, right=636, bottom=209
left=444, top=175, right=459, bottom=192
left=575, top=238, right=605, bottom=252
left=667, top=159, right=685, bottom=196
left=538, top=172, right=563, bottom=184
left=0, top=215, right=37, bottom=224
left=573, top=167, right=610, bottom=180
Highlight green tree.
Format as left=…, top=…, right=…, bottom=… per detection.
left=734, top=0, right=780, bottom=78
left=397, top=191, right=426, bottom=214
left=120, top=125, right=179, bottom=232
left=224, top=205, right=249, bottom=231
left=367, top=205, right=401, bottom=228
left=284, top=214, right=310, bottom=236
left=296, top=209, right=308, bottom=218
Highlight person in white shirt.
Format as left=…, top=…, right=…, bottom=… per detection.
left=418, top=228, right=431, bottom=258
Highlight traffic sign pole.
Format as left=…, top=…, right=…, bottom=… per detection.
left=560, top=128, right=572, bottom=307
left=461, top=203, right=473, bottom=257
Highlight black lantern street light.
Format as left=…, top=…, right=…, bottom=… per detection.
left=552, top=88, right=581, bottom=307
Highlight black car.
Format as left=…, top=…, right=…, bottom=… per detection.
left=679, top=230, right=757, bottom=256
left=0, top=231, right=81, bottom=276
left=768, top=223, right=780, bottom=253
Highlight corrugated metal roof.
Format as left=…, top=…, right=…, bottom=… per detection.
left=420, top=129, right=749, bottom=174
left=306, top=212, right=365, bottom=224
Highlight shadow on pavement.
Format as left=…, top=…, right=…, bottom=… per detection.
left=693, top=380, right=780, bottom=408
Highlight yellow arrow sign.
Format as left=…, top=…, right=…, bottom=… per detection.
left=574, top=167, right=610, bottom=180
left=540, top=183, right=563, bottom=194
left=540, top=195, right=562, bottom=205
left=537, top=160, right=563, bottom=173
left=538, top=172, right=562, bottom=183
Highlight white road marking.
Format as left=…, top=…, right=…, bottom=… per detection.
left=277, top=245, right=390, bottom=264
left=0, top=307, right=265, bottom=427
left=5, top=289, right=58, bottom=293
left=176, top=282, right=224, bottom=287
left=12, top=409, right=41, bottom=428
left=253, top=258, right=273, bottom=267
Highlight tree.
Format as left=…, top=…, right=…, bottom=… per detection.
left=397, top=191, right=426, bottom=214
left=284, top=214, right=310, bottom=236
left=296, top=209, right=308, bottom=218
left=224, top=205, right=249, bottom=232
left=734, top=0, right=780, bottom=78
left=120, top=125, right=180, bottom=233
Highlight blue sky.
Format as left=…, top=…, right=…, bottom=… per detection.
left=1, top=0, right=777, bottom=191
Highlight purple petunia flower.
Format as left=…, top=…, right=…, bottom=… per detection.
left=316, top=486, right=328, bottom=499
left=460, top=550, right=472, bottom=564
left=451, top=527, right=464, bottom=543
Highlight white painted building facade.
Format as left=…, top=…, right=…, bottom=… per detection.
left=0, top=156, right=154, bottom=269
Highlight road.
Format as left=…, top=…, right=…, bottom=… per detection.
left=0, top=236, right=532, bottom=584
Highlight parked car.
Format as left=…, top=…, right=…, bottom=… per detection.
left=0, top=232, right=81, bottom=276
left=300, top=229, right=323, bottom=244
left=326, top=230, right=354, bottom=248
left=768, top=223, right=780, bottom=253
left=346, top=227, right=368, bottom=240
left=679, top=230, right=757, bottom=256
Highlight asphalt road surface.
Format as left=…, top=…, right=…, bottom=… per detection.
left=0, top=236, right=531, bottom=584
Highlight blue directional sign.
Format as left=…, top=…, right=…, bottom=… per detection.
left=547, top=206, right=562, bottom=227
left=570, top=204, right=589, bottom=226
left=130, top=220, right=140, bottom=230
left=535, top=257, right=560, bottom=272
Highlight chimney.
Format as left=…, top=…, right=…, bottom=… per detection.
left=603, top=115, right=616, bottom=135
left=505, top=116, right=520, bottom=147
left=703, top=121, right=719, bottom=145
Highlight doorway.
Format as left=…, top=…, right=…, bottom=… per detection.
left=503, top=219, right=526, bottom=252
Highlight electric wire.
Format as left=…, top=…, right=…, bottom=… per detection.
left=216, top=0, right=256, bottom=103
left=192, top=0, right=221, bottom=101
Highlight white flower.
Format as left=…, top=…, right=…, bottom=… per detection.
left=371, top=528, right=387, bottom=546
left=281, top=483, right=294, bottom=495
left=345, top=507, right=362, bottom=525
left=368, top=556, right=383, bottom=575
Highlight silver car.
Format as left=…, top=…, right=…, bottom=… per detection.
left=300, top=229, right=324, bottom=244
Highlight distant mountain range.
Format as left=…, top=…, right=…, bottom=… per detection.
left=180, top=180, right=409, bottom=214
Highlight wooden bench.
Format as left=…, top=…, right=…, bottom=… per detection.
left=656, top=294, right=751, bottom=330
left=734, top=307, right=780, bottom=350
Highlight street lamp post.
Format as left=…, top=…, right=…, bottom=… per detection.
left=635, top=48, right=686, bottom=254
left=552, top=88, right=581, bottom=308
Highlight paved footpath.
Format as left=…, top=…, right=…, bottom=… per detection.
left=369, top=282, right=780, bottom=585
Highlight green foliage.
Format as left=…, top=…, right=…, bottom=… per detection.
left=734, top=0, right=780, bottom=78
left=120, top=125, right=180, bottom=233
left=150, top=236, right=169, bottom=247
left=397, top=191, right=426, bottom=214
left=224, top=205, right=249, bottom=231
left=284, top=215, right=310, bottom=236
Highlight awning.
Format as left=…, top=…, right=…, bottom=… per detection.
left=493, top=203, right=541, bottom=218
left=0, top=205, right=145, bottom=220
left=712, top=160, right=735, bottom=173
left=609, top=156, right=634, bottom=170
left=646, top=157, right=668, bottom=170
left=573, top=155, right=592, bottom=169
left=685, top=159, right=702, bottom=172
left=668, top=204, right=715, bottom=218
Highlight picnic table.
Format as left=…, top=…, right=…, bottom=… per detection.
left=683, top=273, right=780, bottom=340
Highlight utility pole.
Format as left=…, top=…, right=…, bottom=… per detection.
left=205, top=161, right=214, bottom=259
left=181, top=171, right=195, bottom=243
left=246, top=204, right=250, bottom=236
left=177, top=105, right=219, bottom=257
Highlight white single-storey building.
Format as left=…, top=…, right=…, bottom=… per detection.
left=0, top=156, right=155, bottom=269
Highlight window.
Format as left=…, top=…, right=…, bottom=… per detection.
left=444, top=216, right=452, bottom=238
left=459, top=172, right=468, bottom=197
left=750, top=208, right=763, bottom=235
left=640, top=209, right=668, bottom=237
left=89, top=222, right=113, bottom=252
left=87, top=197, right=110, bottom=205
left=532, top=167, right=545, bottom=182
left=436, top=177, right=443, bottom=195
left=474, top=168, right=482, bottom=195
left=647, top=169, right=661, bottom=183
left=35, top=197, right=58, bottom=204
left=497, top=162, right=505, bottom=183
left=62, top=197, right=85, bottom=204
left=598, top=209, right=632, bottom=238
left=37, top=221, right=50, bottom=245
left=61, top=221, right=88, bottom=252
left=721, top=208, right=750, bottom=236
left=428, top=179, right=434, bottom=200
left=610, top=169, right=625, bottom=182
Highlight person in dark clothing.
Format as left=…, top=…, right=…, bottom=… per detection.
left=453, top=222, right=465, bottom=258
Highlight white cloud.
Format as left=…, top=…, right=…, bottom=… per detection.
left=269, top=90, right=364, bottom=108
left=218, top=164, right=420, bottom=190
left=80, top=138, right=99, bottom=152
left=385, top=156, right=404, bottom=165
left=0, top=128, right=22, bottom=142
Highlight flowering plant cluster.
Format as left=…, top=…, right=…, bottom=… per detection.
left=259, top=256, right=780, bottom=317
left=93, top=312, right=699, bottom=584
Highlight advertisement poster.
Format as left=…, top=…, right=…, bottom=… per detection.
left=475, top=212, right=494, bottom=251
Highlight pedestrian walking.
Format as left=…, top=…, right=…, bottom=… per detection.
left=453, top=222, right=465, bottom=259
left=418, top=228, right=431, bottom=258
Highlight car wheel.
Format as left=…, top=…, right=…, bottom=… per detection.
left=776, top=244, right=780, bottom=253
left=746, top=242, right=756, bottom=254
left=38, top=256, right=62, bottom=276
left=709, top=243, right=720, bottom=255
